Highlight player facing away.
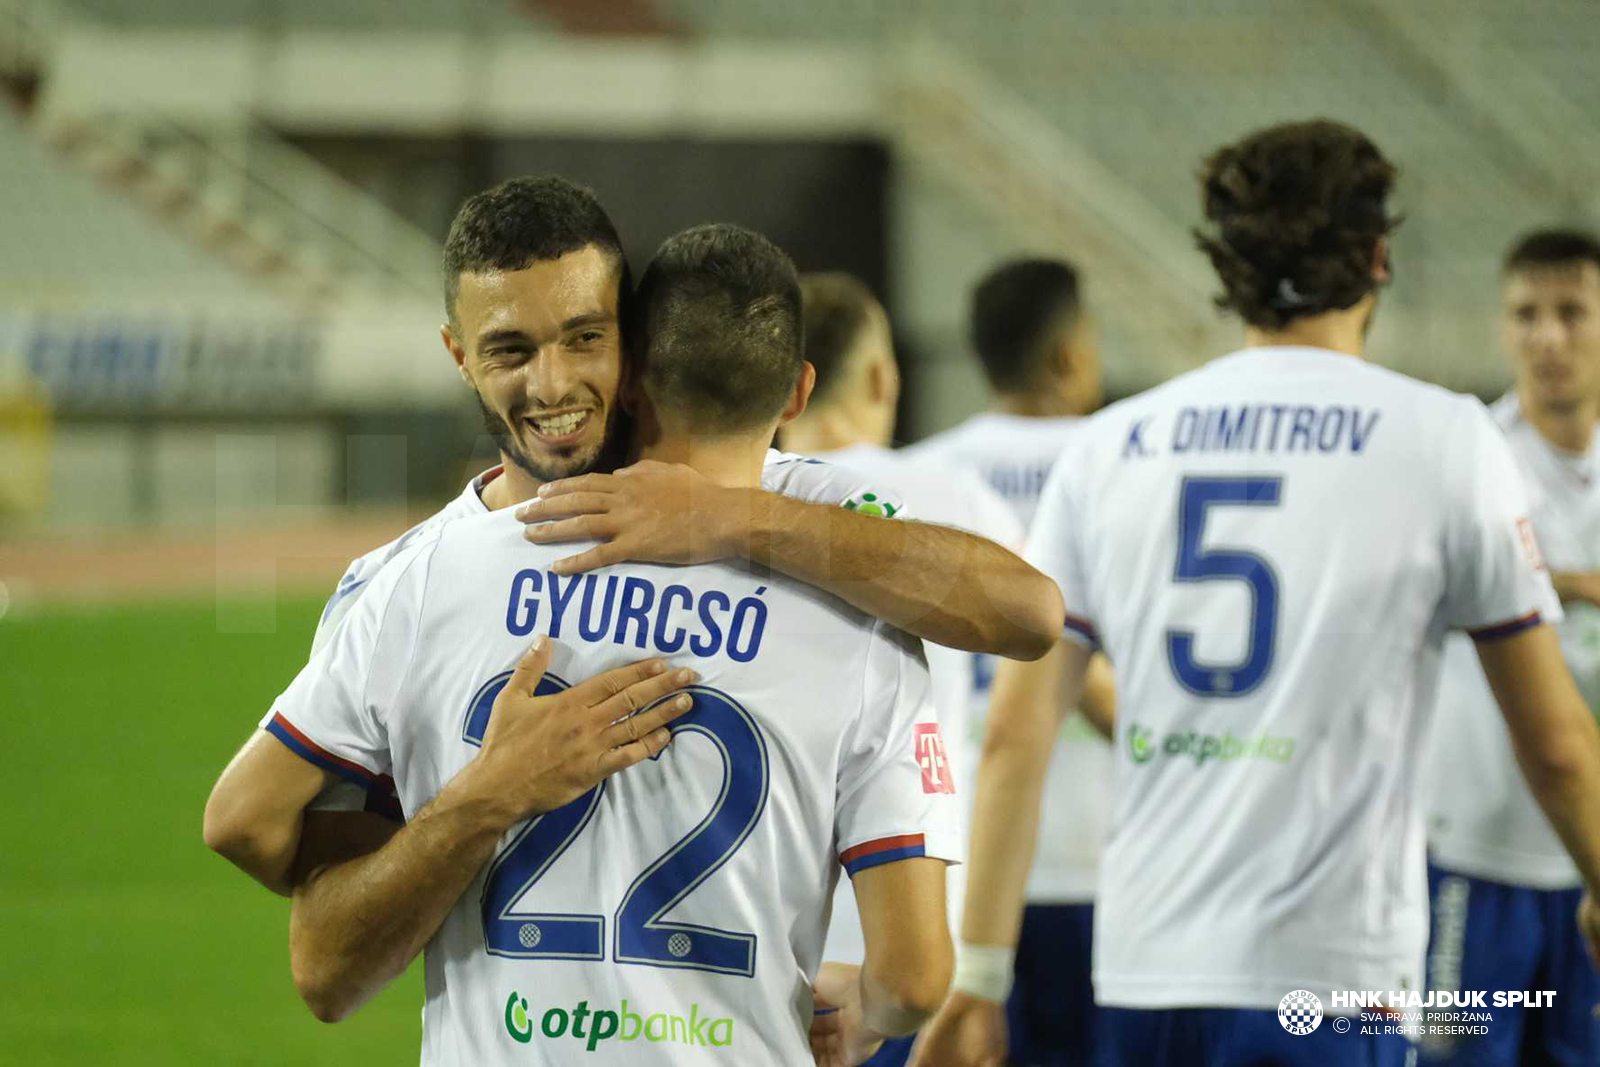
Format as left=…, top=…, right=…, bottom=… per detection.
left=779, top=271, right=1024, bottom=1067
left=913, top=120, right=1600, bottom=1067
left=262, top=225, right=959, bottom=1064
left=203, top=177, right=1063, bottom=901
left=1423, top=230, right=1600, bottom=1067
left=902, top=258, right=1113, bottom=1067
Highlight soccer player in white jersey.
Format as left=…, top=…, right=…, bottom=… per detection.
left=905, top=259, right=1101, bottom=527
left=914, top=120, right=1600, bottom=1067
left=777, top=271, right=1024, bottom=1067
left=902, top=259, right=1112, bottom=1066
left=1423, top=230, right=1600, bottom=1067
left=204, top=178, right=1063, bottom=899
left=256, top=224, right=961, bottom=1064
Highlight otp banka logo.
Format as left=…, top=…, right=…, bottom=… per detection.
left=505, top=992, right=735, bottom=1052
left=1278, top=990, right=1324, bottom=1035
left=1127, top=724, right=1155, bottom=764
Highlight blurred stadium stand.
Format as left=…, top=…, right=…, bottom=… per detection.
left=2, top=0, right=1598, bottom=536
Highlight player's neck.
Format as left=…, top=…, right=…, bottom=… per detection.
left=482, top=457, right=541, bottom=510
left=778, top=409, right=879, bottom=456
left=641, top=434, right=768, bottom=488
left=993, top=391, right=1079, bottom=419
left=1244, top=300, right=1372, bottom=358
left=1521, top=394, right=1598, bottom=454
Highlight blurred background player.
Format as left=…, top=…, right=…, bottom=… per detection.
left=1423, top=229, right=1600, bottom=1067
left=907, top=259, right=1102, bottom=525
left=779, top=270, right=1022, bottom=1067
left=257, top=224, right=960, bottom=1063
left=902, top=259, right=1113, bottom=1066
left=915, top=119, right=1600, bottom=1067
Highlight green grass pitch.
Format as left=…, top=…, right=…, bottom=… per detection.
left=1, top=591, right=423, bottom=1065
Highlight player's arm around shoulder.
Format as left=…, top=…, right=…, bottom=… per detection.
left=518, top=460, right=1064, bottom=659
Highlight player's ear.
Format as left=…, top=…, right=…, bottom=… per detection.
left=780, top=361, right=817, bottom=425
left=1373, top=237, right=1392, bottom=286
left=867, top=355, right=900, bottom=408
left=1048, top=336, right=1077, bottom=383
left=441, top=325, right=473, bottom=386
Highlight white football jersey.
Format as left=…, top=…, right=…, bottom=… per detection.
left=907, top=412, right=1109, bottom=902
left=306, top=452, right=907, bottom=819
left=1428, top=393, right=1600, bottom=889
left=264, top=505, right=960, bottom=1065
left=313, top=452, right=902, bottom=654
left=1027, top=347, right=1559, bottom=1010
left=805, top=443, right=1024, bottom=964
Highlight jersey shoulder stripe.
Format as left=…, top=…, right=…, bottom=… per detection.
left=840, top=833, right=927, bottom=876
left=1466, top=609, right=1543, bottom=642
left=266, top=710, right=394, bottom=791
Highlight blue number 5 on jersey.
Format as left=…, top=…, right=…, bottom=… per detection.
left=1167, top=475, right=1283, bottom=697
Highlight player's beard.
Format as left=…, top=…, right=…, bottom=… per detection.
left=474, top=391, right=629, bottom=484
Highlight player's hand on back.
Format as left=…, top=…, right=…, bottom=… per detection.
left=516, top=460, right=747, bottom=574
left=460, top=636, right=698, bottom=824
left=810, top=962, right=883, bottom=1067
left=908, top=991, right=1006, bottom=1067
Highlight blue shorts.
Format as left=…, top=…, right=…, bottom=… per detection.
left=1005, top=902, right=1098, bottom=1066
left=1097, top=1006, right=1414, bottom=1067
left=1422, top=863, right=1600, bottom=1066
left=860, top=1034, right=912, bottom=1067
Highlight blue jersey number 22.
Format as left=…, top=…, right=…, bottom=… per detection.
left=462, top=672, right=769, bottom=976
left=1167, top=475, right=1282, bottom=698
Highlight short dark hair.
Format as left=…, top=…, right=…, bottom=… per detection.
left=443, top=175, right=627, bottom=323
left=1504, top=229, right=1600, bottom=276
left=1195, top=120, right=1401, bottom=330
left=969, top=259, right=1082, bottom=394
left=800, top=272, right=880, bottom=406
left=634, top=223, right=803, bottom=432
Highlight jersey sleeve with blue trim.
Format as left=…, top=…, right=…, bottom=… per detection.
left=1440, top=398, right=1562, bottom=637
left=834, top=622, right=962, bottom=876
left=1023, top=443, right=1099, bottom=649
left=261, top=536, right=438, bottom=794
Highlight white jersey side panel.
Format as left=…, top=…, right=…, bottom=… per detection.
left=1027, top=348, right=1559, bottom=1010
left=907, top=413, right=1110, bottom=902
left=264, top=507, right=959, bottom=1066
left=1427, top=394, right=1600, bottom=888
left=807, top=443, right=1024, bottom=964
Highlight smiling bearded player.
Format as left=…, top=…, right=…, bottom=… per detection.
left=204, top=177, right=1061, bottom=915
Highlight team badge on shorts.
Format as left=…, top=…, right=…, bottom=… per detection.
left=1278, top=990, right=1323, bottom=1035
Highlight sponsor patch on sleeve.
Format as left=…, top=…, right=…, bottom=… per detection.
left=914, top=722, right=956, bottom=795
left=842, top=489, right=902, bottom=518
left=1517, top=517, right=1546, bottom=571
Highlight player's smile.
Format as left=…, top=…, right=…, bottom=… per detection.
left=524, top=408, right=595, bottom=447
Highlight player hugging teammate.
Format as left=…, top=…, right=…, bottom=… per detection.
left=207, top=123, right=1600, bottom=1067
